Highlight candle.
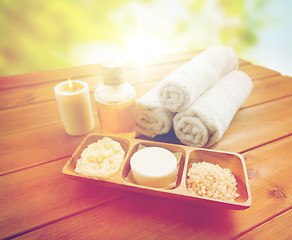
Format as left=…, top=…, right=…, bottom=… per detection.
left=54, top=79, right=95, bottom=135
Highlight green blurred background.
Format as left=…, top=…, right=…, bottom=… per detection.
left=0, top=0, right=291, bottom=76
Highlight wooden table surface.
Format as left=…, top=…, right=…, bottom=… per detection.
left=0, top=51, right=291, bottom=240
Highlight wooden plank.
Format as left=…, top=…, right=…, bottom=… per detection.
left=0, top=82, right=57, bottom=110
left=0, top=57, right=252, bottom=110
left=1, top=95, right=291, bottom=179
left=0, top=78, right=98, bottom=110
left=0, top=51, right=199, bottom=90
left=0, top=97, right=106, bottom=137
left=0, top=123, right=86, bottom=175
left=239, top=64, right=280, bottom=81
left=0, top=64, right=96, bottom=90
left=0, top=101, right=61, bottom=136
left=236, top=209, right=292, bottom=239
left=231, top=135, right=292, bottom=238
left=211, top=96, right=292, bottom=152
left=0, top=61, right=188, bottom=110
left=11, top=136, right=292, bottom=240
left=12, top=194, right=237, bottom=240
left=242, top=75, right=292, bottom=108
left=0, top=50, right=250, bottom=90
left=0, top=158, right=126, bottom=240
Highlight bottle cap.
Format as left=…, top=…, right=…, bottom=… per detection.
left=98, top=60, right=125, bottom=86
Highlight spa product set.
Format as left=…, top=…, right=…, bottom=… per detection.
left=61, top=46, right=253, bottom=208
left=136, top=46, right=253, bottom=147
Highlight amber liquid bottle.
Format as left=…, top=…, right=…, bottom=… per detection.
left=94, top=61, right=136, bottom=138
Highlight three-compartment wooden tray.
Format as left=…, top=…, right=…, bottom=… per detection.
left=62, top=133, right=252, bottom=210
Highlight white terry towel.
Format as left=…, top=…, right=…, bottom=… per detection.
left=173, top=70, right=253, bottom=147
left=158, top=46, right=239, bottom=112
left=136, top=86, right=175, bottom=138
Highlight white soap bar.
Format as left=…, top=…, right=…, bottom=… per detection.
left=130, top=147, right=178, bottom=188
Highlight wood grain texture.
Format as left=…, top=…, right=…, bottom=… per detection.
left=0, top=51, right=200, bottom=90
left=0, top=62, right=287, bottom=136
left=0, top=51, right=291, bottom=240
left=236, top=209, right=292, bottom=240
left=212, top=97, right=292, bottom=152
left=0, top=50, right=250, bottom=90
left=239, top=64, right=280, bottom=80
left=11, top=136, right=292, bottom=240
left=0, top=101, right=60, bottom=136
left=0, top=123, right=86, bottom=175
left=1, top=96, right=291, bottom=175
left=242, top=75, right=292, bottom=108
left=0, top=159, right=126, bottom=239
left=0, top=57, right=251, bottom=111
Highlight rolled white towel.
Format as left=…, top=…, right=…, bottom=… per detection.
left=173, top=70, right=253, bottom=147
left=158, top=46, right=239, bottom=112
left=136, top=86, right=175, bottom=138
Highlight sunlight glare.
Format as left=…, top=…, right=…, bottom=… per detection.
left=126, top=32, right=162, bottom=66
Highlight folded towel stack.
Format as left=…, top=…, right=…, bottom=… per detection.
left=135, top=46, right=253, bottom=147
left=157, top=46, right=239, bottom=112
left=173, top=70, right=253, bottom=147
left=135, top=86, right=175, bottom=138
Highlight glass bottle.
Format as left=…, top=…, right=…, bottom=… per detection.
left=94, top=60, right=136, bottom=138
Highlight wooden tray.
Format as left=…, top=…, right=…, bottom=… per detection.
left=62, top=134, right=252, bottom=210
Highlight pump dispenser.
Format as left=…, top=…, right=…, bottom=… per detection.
left=94, top=60, right=136, bottom=138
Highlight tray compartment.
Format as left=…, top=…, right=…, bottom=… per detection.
left=122, top=141, right=186, bottom=189
left=63, top=134, right=131, bottom=183
left=185, top=149, right=251, bottom=204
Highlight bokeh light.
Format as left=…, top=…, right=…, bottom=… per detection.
left=0, top=0, right=291, bottom=76
left=125, top=31, right=162, bottom=66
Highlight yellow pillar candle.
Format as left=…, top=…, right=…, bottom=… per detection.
left=54, top=79, right=95, bottom=135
